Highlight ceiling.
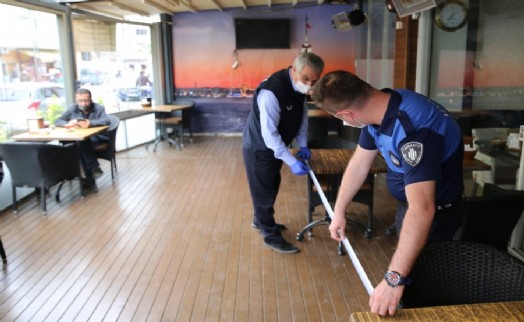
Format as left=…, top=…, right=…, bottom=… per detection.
left=55, top=0, right=340, bottom=20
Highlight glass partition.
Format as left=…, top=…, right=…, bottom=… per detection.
left=0, top=3, right=64, bottom=132
left=71, top=18, right=153, bottom=114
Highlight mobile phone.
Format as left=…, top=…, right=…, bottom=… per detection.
left=76, top=118, right=86, bottom=122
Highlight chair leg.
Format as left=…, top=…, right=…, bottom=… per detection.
left=56, top=182, right=65, bottom=202
left=0, top=238, right=6, bottom=264
left=79, top=177, right=85, bottom=198
left=41, top=185, right=47, bottom=215
left=11, top=185, right=17, bottom=214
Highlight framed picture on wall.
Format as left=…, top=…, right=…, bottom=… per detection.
left=392, top=0, right=436, bottom=17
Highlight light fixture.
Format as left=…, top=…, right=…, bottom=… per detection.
left=331, top=6, right=367, bottom=31
left=385, top=0, right=396, bottom=13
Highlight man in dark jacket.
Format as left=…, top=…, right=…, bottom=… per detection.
left=55, top=88, right=110, bottom=182
left=243, top=52, right=324, bottom=253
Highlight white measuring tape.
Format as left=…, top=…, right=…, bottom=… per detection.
left=306, top=162, right=375, bottom=295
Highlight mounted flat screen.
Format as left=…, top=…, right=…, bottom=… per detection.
left=235, top=19, right=291, bottom=49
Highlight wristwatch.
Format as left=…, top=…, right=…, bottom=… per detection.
left=384, top=271, right=411, bottom=287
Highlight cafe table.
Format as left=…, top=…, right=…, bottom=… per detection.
left=129, top=102, right=194, bottom=151
left=11, top=126, right=109, bottom=142
left=350, top=300, right=524, bottom=321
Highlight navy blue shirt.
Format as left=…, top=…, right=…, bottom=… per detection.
left=359, top=89, right=464, bottom=204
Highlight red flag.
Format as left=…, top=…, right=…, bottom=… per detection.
left=306, top=14, right=311, bottom=29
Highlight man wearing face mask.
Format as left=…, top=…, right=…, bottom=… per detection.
left=311, top=70, right=465, bottom=316
left=55, top=88, right=110, bottom=185
left=243, top=52, right=324, bottom=253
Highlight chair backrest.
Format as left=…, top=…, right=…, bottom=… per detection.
left=106, top=114, right=120, bottom=153
left=402, top=241, right=524, bottom=308
left=0, top=141, right=81, bottom=187
left=462, top=184, right=524, bottom=250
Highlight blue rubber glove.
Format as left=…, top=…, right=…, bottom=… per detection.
left=297, top=147, right=312, bottom=161
left=290, top=160, right=309, bottom=176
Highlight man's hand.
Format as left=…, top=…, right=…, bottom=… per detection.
left=369, top=280, right=404, bottom=316
left=77, top=119, right=90, bottom=128
left=328, top=214, right=346, bottom=241
left=64, top=119, right=78, bottom=129
left=297, top=147, right=312, bottom=161
left=290, top=160, right=309, bottom=176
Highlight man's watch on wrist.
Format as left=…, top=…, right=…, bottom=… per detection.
left=384, top=271, right=411, bottom=288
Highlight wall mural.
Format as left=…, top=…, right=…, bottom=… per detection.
left=173, top=4, right=357, bottom=133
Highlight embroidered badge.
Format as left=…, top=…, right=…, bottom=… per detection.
left=389, top=151, right=401, bottom=167
left=401, top=142, right=423, bottom=166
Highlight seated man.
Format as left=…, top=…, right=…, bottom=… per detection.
left=55, top=88, right=110, bottom=183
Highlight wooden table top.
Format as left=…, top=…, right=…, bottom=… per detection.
left=11, top=126, right=109, bottom=142
left=308, top=109, right=331, bottom=118
left=130, top=102, right=194, bottom=113
left=309, top=149, right=388, bottom=175
left=350, top=300, right=524, bottom=322
left=309, top=148, right=491, bottom=174
left=463, top=157, right=492, bottom=171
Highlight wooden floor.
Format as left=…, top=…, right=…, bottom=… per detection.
left=0, top=136, right=398, bottom=322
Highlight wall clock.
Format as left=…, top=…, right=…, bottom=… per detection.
left=435, top=0, right=468, bottom=32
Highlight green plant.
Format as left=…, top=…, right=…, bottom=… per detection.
left=45, top=95, right=65, bottom=125
left=0, top=120, right=11, bottom=142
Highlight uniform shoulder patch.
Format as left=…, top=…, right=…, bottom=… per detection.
left=401, top=142, right=423, bottom=166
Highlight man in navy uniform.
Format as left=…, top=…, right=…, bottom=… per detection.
left=311, top=70, right=464, bottom=315
left=243, top=52, right=324, bottom=253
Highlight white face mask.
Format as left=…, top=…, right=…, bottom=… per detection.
left=340, top=113, right=366, bottom=129
left=295, top=81, right=310, bottom=95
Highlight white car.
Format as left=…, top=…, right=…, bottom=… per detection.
left=0, top=82, right=66, bottom=130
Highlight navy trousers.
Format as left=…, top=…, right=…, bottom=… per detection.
left=395, top=199, right=465, bottom=243
left=78, top=135, right=104, bottom=177
left=243, top=147, right=283, bottom=239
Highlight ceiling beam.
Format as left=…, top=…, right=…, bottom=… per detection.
left=179, top=0, right=197, bottom=12
left=69, top=3, right=125, bottom=20
left=238, top=0, right=247, bottom=9
left=108, top=1, right=150, bottom=16
left=209, top=0, right=223, bottom=11
left=142, top=0, right=173, bottom=13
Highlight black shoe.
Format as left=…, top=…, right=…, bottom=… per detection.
left=92, top=167, right=103, bottom=179
left=251, top=222, right=287, bottom=231
left=264, top=237, right=299, bottom=254
left=82, top=178, right=98, bottom=192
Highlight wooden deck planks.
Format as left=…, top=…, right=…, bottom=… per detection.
left=0, top=136, right=397, bottom=322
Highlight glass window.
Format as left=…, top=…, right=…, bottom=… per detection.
left=71, top=18, right=153, bottom=113
left=429, top=0, right=524, bottom=118
left=0, top=3, right=64, bottom=132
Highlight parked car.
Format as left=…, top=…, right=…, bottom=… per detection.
left=0, top=82, right=66, bottom=130
left=79, top=69, right=106, bottom=85
left=115, top=79, right=141, bottom=102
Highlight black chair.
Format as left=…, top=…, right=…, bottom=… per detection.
left=296, top=137, right=375, bottom=249
left=461, top=183, right=524, bottom=250
left=0, top=141, right=84, bottom=215
left=95, top=114, right=120, bottom=179
left=0, top=161, right=7, bottom=263
left=402, top=241, right=524, bottom=308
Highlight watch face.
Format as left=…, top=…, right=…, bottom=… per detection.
left=385, top=271, right=401, bottom=287
left=436, top=1, right=468, bottom=31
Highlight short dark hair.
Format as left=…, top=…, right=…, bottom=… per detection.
left=76, top=88, right=92, bottom=98
left=311, top=70, right=374, bottom=114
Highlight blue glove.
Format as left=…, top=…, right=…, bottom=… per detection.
left=290, top=160, right=309, bottom=176
left=297, top=147, right=312, bottom=161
